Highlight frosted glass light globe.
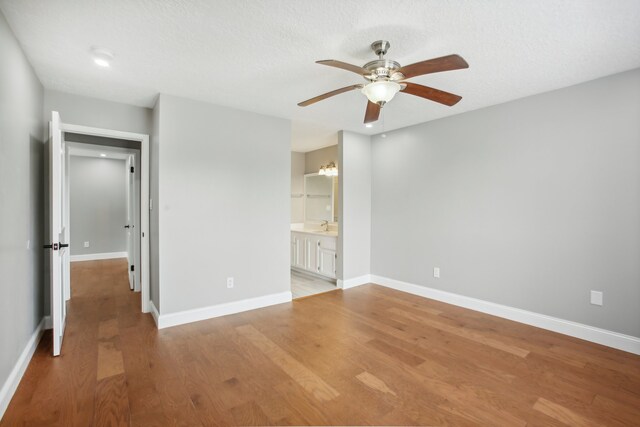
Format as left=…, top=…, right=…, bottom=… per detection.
left=361, top=81, right=401, bottom=104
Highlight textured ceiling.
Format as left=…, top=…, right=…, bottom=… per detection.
left=2, top=0, right=639, bottom=152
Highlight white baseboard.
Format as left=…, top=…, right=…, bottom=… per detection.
left=156, top=291, right=293, bottom=329
left=149, top=300, right=160, bottom=327
left=70, top=251, right=127, bottom=262
left=0, top=317, right=46, bottom=420
left=338, top=274, right=372, bottom=289
left=370, top=275, right=640, bottom=355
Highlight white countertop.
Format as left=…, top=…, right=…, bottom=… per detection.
left=291, top=223, right=338, bottom=237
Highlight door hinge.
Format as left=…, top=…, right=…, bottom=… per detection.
left=131, top=265, right=135, bottom=272
left=130, top=166, right=134, bottom=173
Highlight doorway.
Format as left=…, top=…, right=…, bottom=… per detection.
left=290, top=149, right=339, bottom=299
left=47, top=111, right=150, bottom=356
left=67, top=142, right=141, bottom=294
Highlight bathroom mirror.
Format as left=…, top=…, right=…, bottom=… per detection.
left=304, top=173, right=338, bottom=223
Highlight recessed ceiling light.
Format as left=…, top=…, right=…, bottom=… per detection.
left=100, top=153, right=107, bottom=157
left=365, top=123, right=373, bottom=128
left=91, top=47, right=114, bottom=68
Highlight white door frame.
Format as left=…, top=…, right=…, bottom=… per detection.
left=60, top=121, right=151, bottom=313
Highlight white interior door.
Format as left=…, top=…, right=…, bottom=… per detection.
left=48, top=111, right=69, bottom=356
left=126, top=155, right=135, bottom=290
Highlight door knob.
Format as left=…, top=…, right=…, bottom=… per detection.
left=43, top=243, right=68, bottom=250
left=124, top=225, right=130, bottom=228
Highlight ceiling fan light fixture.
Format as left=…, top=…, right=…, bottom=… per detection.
left=361, top=80, right=401, bottom=105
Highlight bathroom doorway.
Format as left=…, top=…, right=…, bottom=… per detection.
left=290, top=147, right=339, bottom=299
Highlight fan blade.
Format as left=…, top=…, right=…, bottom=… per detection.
left=398, top=54, right=468, bottom=79
left=317, top=60, right=368, bottom=76
left=364, top=101, right=381, bottom=123
left=298, top=84, right=362, bottom=107
left=401, top=82, right=462, bottom=106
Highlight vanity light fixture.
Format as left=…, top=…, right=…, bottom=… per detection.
left=319, top=161, right=338, bottom=177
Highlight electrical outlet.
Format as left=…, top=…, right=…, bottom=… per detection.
left=433, top=267, right=440, bottom=278
left=227, top=277, right=234, bottom=289
left=84, top=241, right=90, bottom=248
left=590, top=290, right=603, bottom=306
left=26, top=239, right=30, bottom=250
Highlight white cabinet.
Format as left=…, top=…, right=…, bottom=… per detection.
left=318, top=246, right=336, bottom=277
left=291, top=234, right=306, bottom=270
left=291, top=231, right=337, bottom=279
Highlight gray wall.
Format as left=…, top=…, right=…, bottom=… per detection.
left=291, top=152, right=305, bottom=223
left=69, top=156, right=127, bottom=256
left=338, top=131, right=371, bottom=281
left=371, top=69, right=640, bottom=337
left=44, top=90, right=152, bottom=135
left=0, top=11, right=45, bottom=413
left=156, top=94, right=291, bottom=314
left=305, top=144, right=338, bottom=174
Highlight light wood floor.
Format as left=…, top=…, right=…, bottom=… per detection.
left=291, top=269, right=337, bottom=299
left=2, top=260, right=640, bottom=426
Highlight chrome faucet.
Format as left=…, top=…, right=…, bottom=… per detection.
left=321, top=220, right=329, bottom=231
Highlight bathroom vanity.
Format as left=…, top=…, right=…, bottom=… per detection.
left=290, top=225, right=337, bottom=279
left=290, top=172, right=338, bottom=279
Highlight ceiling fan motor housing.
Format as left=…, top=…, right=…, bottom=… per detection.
left=363, top=59, right=403, bottom=81
left=365, top=41, right=403, bottom=81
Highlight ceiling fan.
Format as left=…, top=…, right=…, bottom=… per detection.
left=298, top=40, right=469, bottom=124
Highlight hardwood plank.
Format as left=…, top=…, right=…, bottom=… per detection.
left=94, top=374, right=130, bottom=427
left=97, top=340, right=125, bottom=380
left=366, top=338, right=426, bottom=366
left=355, top=371, right=396, bottom=396
left=226, top=400, right=271, bottom=426
left=235, top=324, right=340, bottom=402
left=98, top=318, right=119, bottom=340
left=533, top=397, right=600, bottom=426
left=591, top=394, right=640, bottom=426
left=388, top=306, right=531, bottom=358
